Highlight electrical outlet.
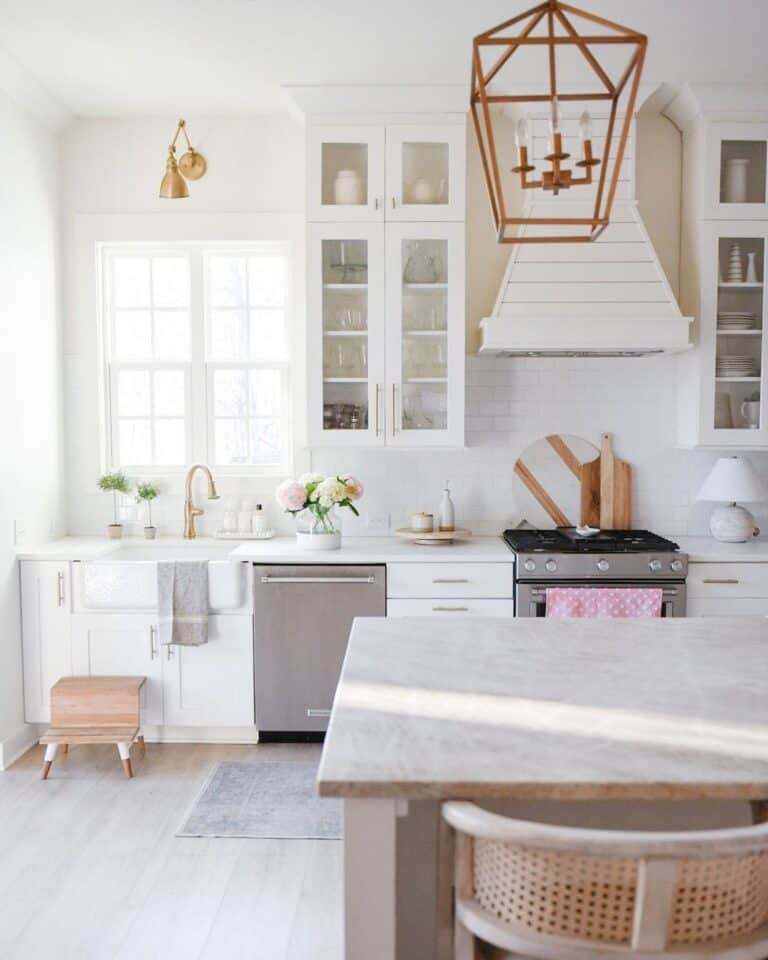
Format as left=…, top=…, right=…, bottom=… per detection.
left=364, top=512, right=390, bottom=531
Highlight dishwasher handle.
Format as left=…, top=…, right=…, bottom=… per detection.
left=259, top=575, right=376, bottom=584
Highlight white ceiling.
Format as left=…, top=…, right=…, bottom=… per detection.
left=1, top=0, right=767, bottom=118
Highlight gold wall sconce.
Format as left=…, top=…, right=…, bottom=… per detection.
left=159, top=119, right=207, bottom=199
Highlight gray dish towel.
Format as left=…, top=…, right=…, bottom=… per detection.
left=157, top=560, right=209, bottom=647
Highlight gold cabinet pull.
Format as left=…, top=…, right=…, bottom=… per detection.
left=392, top=383, right=398, bottom=434
left=375, top=383, right=381, bottom=435
left=432, top=606, right=469, bottom=612
left=702, top=578, right=740, bottom=584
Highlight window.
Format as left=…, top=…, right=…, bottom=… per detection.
left=102, top=244, right=291, bottom=474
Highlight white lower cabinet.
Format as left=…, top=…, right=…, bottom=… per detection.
left=686, top=598, right=768, bottom=617
left=163, top=616, right=254, bottom=727
left=20, top=561, right=72, bottom=723
left=71, top=614, right=164, bottom=724
left=388, top=599, right=516, bottom=618
left=71, top=613, right=254, bottom=728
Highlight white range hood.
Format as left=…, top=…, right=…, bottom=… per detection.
left=479, top=115, right=692, bottom=358
left=480, top=201, right=692, bottom=357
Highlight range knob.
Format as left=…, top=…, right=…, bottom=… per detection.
left=670, top=558, right=683, bottom=573
left=596, top=559, right=610, bottom=572
left=545, top=559, right=558, bottom=573
left=523, top=559, right=536, bottom=572
left=648, top=559, right=662, bottom=572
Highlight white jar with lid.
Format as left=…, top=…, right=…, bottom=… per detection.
left=334, top=169, right=363, bottom=205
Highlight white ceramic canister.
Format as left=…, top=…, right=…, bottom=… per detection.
left=412, top=512, right=434, bottom=532
left=334, top=169, right=363, bottom=205
left=724, top=157, right=750, bottom=203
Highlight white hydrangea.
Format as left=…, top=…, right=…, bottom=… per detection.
left=298, top=472, right=324, bottom=487
left=311, top=477, right=347, bottom=509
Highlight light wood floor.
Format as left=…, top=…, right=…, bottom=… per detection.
left=0, top=741, right=342, bottom=959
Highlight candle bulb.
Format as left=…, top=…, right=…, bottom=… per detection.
left=578, top=109, right=593, bottom=142
left=515, top=117, right=530, bottom=151
left=548, top=96, right=562, bottom=154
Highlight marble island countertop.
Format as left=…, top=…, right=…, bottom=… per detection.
left=318, top=615, right=768, bottom=800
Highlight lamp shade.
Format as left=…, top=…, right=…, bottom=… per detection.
left=695, top=457, right=768, bottom=504
left=159, top=148, right=188, bottom=199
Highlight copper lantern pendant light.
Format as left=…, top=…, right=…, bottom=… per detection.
left=470, top=0, right=646, bottom=243
left=159, top=119, right=207, bottom=199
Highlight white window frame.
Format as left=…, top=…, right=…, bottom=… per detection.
left=100, top=242, right=293, bottom=477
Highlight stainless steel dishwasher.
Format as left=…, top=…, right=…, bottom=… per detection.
left=253, top=564, right=386, bottom=740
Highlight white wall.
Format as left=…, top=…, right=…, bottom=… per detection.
left=60, top=110, right=768, bottom=542
left=0, top=90, right=64, bottom=765
left=61, top=116, right=306, bottom=535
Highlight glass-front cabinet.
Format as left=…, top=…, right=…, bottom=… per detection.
left=307, top=122, right=465, bottom=223
left=307, top=223, right=385, bottom=446
left=307, top=222, right=464, bottom=447
left=385, top=124, right=466, bottom=222
left=385, top=223, right=465, bottom=446
left=698, top=223, right=768, bottom=446
left=705, top=122, right=768, bottom=219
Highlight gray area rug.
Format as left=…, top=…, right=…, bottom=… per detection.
left=177, top=761, right=342, bottom=839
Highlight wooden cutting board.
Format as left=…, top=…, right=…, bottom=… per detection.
left=597, top=432, right=632, bottom=528
left=514, top=434, right=599, bottom=528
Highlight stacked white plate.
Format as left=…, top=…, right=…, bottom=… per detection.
left=716, top=354, right=758, bottom=378
left=718, top=310, right=756, bottom=331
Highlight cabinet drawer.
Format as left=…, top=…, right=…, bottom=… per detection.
left=687, top=563, right=768, bottom=599
left=387, top=599, right=516, bottom=618
left=387, top=562, right=514, bottom=599
left=687, top=598, right=768, bottom=617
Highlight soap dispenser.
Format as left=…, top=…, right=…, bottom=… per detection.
left=438, top=482, right=455, bottom=533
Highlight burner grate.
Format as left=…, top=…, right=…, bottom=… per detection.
left=503, top=528, right=680, bottom=554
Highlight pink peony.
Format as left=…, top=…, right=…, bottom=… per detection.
left=343, top=475, right=364, bottom=500
left=275, top=479, right=307, bottom=513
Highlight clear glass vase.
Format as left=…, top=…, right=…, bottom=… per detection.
left=295, top=504, right=342, bottom=550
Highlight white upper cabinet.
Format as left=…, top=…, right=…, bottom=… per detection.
left=704, top=122, right=768, bottom=220
left=385, top=222, right=465, bottom=447
left=307, top=125, right=385, bottom=222
left=307, top=222, right=386, bottom=446
left=385, top=124, right=466, bottom=222
left=307, top=121, right=465, bottom=223
left=676, top=104, right=768, bottom=448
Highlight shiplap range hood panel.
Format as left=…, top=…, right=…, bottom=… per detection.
left=479, top=115, right=692, bottom=358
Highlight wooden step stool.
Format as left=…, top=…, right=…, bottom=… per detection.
left=40, top=676, right=146, bottom=780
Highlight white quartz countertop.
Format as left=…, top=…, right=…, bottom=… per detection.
left=229, top=535, right=514, bottom=563
left=318, top=615, right=768, bottom=800
left=673, top=536, right=768, bottom=563
left=17, top=533, right=768, bottom=564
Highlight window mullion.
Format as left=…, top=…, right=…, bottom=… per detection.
left=189, top=248, right=206, bottom=464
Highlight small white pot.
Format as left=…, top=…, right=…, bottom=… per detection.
left=295, top=531, right=342, bottom=551
left=107, top=524, right=123, bottom=540
left=144, top=526, right=157, bottom=540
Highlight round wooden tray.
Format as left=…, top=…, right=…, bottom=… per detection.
left=395, top=527, right=472, bottom=545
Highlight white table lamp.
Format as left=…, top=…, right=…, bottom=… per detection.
left=695, top=456, right=768, bottom=542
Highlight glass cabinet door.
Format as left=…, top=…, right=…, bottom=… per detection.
left=307, top=224, right=385, bottom=446
left=709, top=230, right=766, bottom=440
left=386, top=124, right=466, bottom=222
left=706, top=124, right=768, bottom=219
left=307, top=125, right=385, bottom=222
left=386, top=222, right=464, bottom=446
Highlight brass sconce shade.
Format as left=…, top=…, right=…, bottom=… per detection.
left=470, top=0, right=647, bottom=244
left=159, top=119, right=207, bottom=199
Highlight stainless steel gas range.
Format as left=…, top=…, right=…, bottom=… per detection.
left=503, top=528, right=688, bottom=617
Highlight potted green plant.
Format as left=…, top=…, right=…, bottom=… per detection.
left=97, top=471, right=130, bottom=539
left=136, top=482, right=160, bottom=539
